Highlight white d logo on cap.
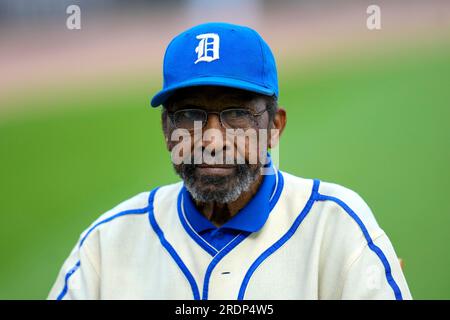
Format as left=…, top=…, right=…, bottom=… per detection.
left=194, top=33, right=220, bottom=64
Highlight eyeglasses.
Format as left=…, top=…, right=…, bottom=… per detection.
left=167, top=108, right=267, bottom=130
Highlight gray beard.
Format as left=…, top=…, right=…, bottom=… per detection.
left=174, top=163, right=261, bottom=204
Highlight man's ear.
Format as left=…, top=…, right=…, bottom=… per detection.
left=164, top=133, right=171, bottom=151
left=268, top=107, right=286, bottom=149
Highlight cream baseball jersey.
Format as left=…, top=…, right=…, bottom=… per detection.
left=48, top=167, right=412, bottom=300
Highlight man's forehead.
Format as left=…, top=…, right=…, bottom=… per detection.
left=169, top=86, right=260, bottom=105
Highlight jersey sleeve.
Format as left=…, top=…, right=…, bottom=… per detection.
left=340, top=232, right=412, bottom=299
left=47, top=191, right=151, bottom=300
left=317, top=181, right=413, bottom=300
left=47, top=237, right=100, bottom=300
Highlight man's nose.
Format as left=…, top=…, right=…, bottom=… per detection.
left=201, top=113, right=227, bottom=153
left=203, top=113, right=222, bottom=131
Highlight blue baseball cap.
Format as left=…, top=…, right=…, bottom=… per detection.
left=150, top=22, right=278, bottom=107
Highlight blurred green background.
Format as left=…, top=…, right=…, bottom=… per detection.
left=0, top=0, right=449, bottom=299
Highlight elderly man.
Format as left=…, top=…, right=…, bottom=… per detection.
left=49, top=22, right=411, bottom=300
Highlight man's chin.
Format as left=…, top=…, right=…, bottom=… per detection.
left=190, top=172, right=238, bottom=203
left=174, top=162, right=261, bottom=204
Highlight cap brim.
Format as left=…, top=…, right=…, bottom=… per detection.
left=150, top=77, right=275, bottom=107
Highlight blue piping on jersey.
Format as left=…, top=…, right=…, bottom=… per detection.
left=202, top=232, right=250, bottom=300
left=237, top=178, right=320, bottom=300
left=177, top=192, right=219, bottom=257
left=202, top=170, right=284, bottom=300
left=79, top=206, right=151, bottom=248
left=148, top=188, right=201, bottom=300
left=56, top=261, right=80, bottom=300
left=315, top=193, right=403, bottom=300
left=56, top=199, right=151, bottom=300
left=268, top=169, right=284, bottom=213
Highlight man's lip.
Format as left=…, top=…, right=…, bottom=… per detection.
left=195, top=165, right=235, bottom=175
left=195, top=164, right=236, bottom=168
